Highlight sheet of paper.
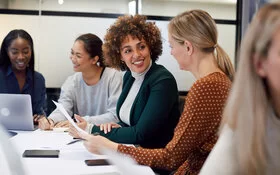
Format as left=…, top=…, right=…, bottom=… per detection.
left=52, top=101, right=87, bottom=135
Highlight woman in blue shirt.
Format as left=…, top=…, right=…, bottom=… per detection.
left=0, top=29, right=46, bottom=121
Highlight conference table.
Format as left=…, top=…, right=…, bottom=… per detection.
left=10, top=129, right=120, bottom=175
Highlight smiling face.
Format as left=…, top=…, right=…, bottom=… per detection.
left=70, top=40, right=95, bottom=72
left=7, top=37, right=32, bottom=72
left=120, top=35, right=151, bottom=73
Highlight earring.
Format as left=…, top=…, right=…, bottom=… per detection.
left=120, top=60, right=127, bottom=71
left=120, top=60, right=126, bottom=66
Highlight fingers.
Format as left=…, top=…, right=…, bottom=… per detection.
left=73, top=114, right=87, bottom=130
left=99, top=124, right=108, bottom=134
left=33, top=114, right=45, bottom=126
left=33, top=114, right=39, bottom=125
left=77, top=122, right=87, bottom=130
left=33, top=114, right=39, bottom=122
left=82, top=135, right=102, bottom=154
left=54, top=121, right=63, bottom=127
left=107, top=123, right=112, bottom=133
left=74, top=114, right=85, bottom=123
left=100, top=124, right=107, bottom=133
left=82, top=135, right=118, bottom=154
left=68, top=124, right=80, bottom=138
left=99, top=122, right=118, bottom=134
left=68, top=124, right=76, bottom=137
left=54, top=121, right=69, bottom=128
left=38, top=118, right=50, bottom=130
left=48, top=119, right=55, bottom=129
left=38, top=117, right=50, bottom=130
left=113, top=123, right=121, bottom=129
left=38, top=117, right=55, bottom=130
left=112, top=123, right=121, bottom=128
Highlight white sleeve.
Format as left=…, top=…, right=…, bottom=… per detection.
left=48, top=76, right=75, bottom=123
left=84, top=70, right=122, bottom=125
left=200, top=125, right=238, bottom=175
left=84, top=113, right=119, bottom=125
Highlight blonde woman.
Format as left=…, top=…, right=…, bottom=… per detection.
left=200, top=3, right=280, bottom=175
left=76, top=10, right=234, bottom=175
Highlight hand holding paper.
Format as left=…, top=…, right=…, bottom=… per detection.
left=52, top=100, right=87, bottom=135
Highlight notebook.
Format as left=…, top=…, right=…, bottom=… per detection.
left=0, top=94, right=34, bottom=131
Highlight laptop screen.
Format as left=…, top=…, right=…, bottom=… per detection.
left=0, top=94, right=34, bottom=131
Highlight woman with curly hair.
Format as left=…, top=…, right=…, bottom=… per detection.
left=69, top=15, right=181, bottom=149
left=72, top=9, right=234, bottom=175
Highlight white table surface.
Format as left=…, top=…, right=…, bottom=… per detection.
left=10, top=129, right=120, bottom=175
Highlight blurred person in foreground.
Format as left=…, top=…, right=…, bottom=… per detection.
left=201, top=2, right=280, bottom=175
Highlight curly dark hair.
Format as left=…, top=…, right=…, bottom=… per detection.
left=103, top=15, right=162, bottom=70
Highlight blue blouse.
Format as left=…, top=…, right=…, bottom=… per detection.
left=0, top=66, right=46, bottom=115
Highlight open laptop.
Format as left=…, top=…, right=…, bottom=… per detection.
left=0, top=94, right=34, bottom=131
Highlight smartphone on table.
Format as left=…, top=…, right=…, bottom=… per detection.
left=84, top=159, right=110, bottom=166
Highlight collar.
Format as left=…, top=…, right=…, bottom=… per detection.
left=6, top=65, right=13, bottom=76
left=131, top=59, right=152, bottom=80
left=6, top=65, right=33, bottom=81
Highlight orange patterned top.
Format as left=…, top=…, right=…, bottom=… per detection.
left=118, top=72, right=231, bottom=175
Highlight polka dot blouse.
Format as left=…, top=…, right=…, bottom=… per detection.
left=118, top=72, right=232, bottom=175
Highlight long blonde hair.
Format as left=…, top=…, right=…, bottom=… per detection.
left=168, top=9, right=234, bottom=81
left=222, top=3, right=280, bottom=174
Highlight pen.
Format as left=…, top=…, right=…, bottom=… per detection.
left=67, top=132, right=100, bottom=145
left=45, top=115, right=51, bottom=125
left=67, top=138, right=85, bottom=145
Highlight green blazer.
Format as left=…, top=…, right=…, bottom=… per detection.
left=91, top=62, right=180, bottom=148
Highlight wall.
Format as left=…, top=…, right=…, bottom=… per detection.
left=0, top=0, right=237, bottom=91
left=7, top=0, right=130, bottom=13
left=142, top=0, right=236, bottom=19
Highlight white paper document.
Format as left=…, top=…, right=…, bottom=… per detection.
left=52, top=100, right=87, bottom=135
